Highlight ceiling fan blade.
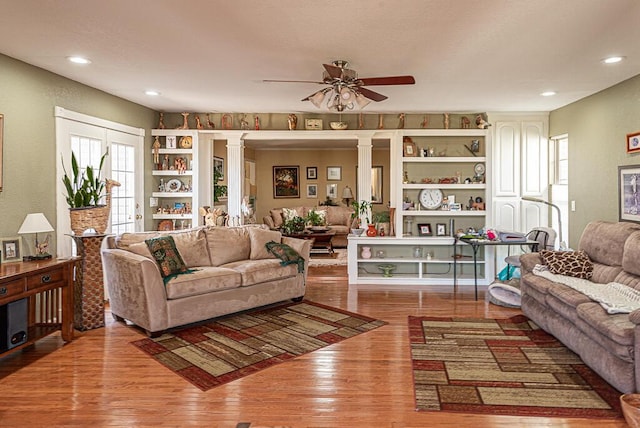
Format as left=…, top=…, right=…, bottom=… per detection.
left=263, top=79, right=326, bottom=84
left=358, top=75, right=416, bottom=86
left=357, top=87, right=388, bottom=102
left=323, top=63, right=343, bottom=79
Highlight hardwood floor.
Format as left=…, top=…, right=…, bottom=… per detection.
left=0, top=266, right=626, bottom=427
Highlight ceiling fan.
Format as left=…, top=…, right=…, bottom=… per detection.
left=264, top=60, right=415, bottom=112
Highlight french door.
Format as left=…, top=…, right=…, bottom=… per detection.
left=55, top=107, right=144, bottom=258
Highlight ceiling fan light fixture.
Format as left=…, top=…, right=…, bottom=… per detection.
left=354, top=91, right=371, bottom=108
left=309, top=89, right=329, bottom=108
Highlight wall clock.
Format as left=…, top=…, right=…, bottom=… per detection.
left=418, top=188, right=444, bottom=210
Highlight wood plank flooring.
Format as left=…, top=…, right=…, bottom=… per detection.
left=0, top=266, right=627, bottom=427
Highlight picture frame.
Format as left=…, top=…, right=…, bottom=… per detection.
left=327, top=166, right=342, bottom=181
left=1, top=236, right=22, bottom=263
left=0, top=113, right=3, bottom=192
left=417, top=223, right=432, bottom=236
left=306, top=184, right=318, bottom=198
left=306, top=166, right=317, bottom=180
left=627, top=132, right=640, bottom=154
left=403, top=140, right=417, bottom=157
left=305, top=119, right=323, bottom=130
left=166, top=135, right=177, bottom=149
left=619, top=164, right=640, bottom=222
left=213, top=156, right=224, bottom=180
left=327, top=183, right=338, bottom=199
left=436, top=223, right=447, bottom=236
left=273, top=165, right=300, bottom=199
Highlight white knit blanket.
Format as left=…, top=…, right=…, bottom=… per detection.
left=532, top=264, right=640, bottom=314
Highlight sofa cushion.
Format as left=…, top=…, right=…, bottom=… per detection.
left=325, top=206, right=352, bottom=226
left=540, top=250, right=593, bottom=279
left=591, top=263, right=623, bottom=284
left=613, top=270, right=640, bottom=290
left=145, top=236, right=189, bottom=280
left=170, top=229, right=210, bottom=267
left=269, top=209, right=284, bottom=228
left=623, top=231, right=640, bottom=277
left=222, top=259, right=298, bottom=286
left=283, top=207, right=306, bottom=222
left=127, top=241, right=153, bottom=259
left=205, top=227, right=252, bottom=266
left=576, top=302, right=635, bottom=362
left=164, top=267, right=241, bottom=299
left=579, top=220, right=640, bottom=266
left=249, top=227, right=282, bottom=260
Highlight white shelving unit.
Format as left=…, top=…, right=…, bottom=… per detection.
left=150, top=130, right=199, bottom=230
left=348, top=128, right=493, bottom=286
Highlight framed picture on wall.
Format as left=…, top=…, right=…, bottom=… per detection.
left=327, top=166, right=341, bottom=181
left=627, top=132, right=640, bottom=154
left=306, top=166, right=317, bottom=180
left=619, top=164, right=640, bottom=222
left=273, top=165, right=300, bottom=198
left=327, top=183, right=338, bottom=199
left=213, top=156, right=224, bottom=180
left=306, top=184, right=318, bottom=198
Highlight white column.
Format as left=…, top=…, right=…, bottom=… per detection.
left=226, top=133, right=245, bottom=223
left=357, top=135, right=372, bottom=225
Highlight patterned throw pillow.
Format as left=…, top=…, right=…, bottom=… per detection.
left=540, top=250, right=594, bottom=279
left=265, top=241, right=305, bottom=273
left=282, top=207, right=299, bottom=222
left=145, top=235, right=190, bottom=283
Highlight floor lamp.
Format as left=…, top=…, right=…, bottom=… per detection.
left=521, top=196, right=566, bottom=250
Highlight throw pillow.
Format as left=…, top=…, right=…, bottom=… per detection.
left=282, top=207, right=299, bottom=222
left=145, top=235, right=192, bottom=283
left=270, top=209, right=284, bottom=228
left=540, top=250, right=594, bottom=279
left=248, top=228, right=282, bottom=260
left=265, top=241, right=305, bottom=273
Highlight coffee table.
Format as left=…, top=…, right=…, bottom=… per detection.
left=284, top=229, right=336, bottom=255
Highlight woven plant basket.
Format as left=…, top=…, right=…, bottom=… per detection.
left=69, top=205, right=110, bottom=236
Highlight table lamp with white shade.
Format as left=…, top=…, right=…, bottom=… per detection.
left=18, top=212, right=54, bottom=260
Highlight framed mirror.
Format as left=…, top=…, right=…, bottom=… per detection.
left=371, top=166, right=383, bottom=204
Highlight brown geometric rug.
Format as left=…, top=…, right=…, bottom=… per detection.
left=408, top=315, right=623, bottom=418
left=132, top=301, right=386, bottom=391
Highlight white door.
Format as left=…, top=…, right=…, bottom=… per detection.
left=55, top=107, right=144, bottom=257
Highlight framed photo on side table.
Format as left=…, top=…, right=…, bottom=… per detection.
left=1, top=237, right=22, bottom=263
left=403, top=140, right=417, bottom=157
left=417, top=223, right=432, bottom=236
left=627, top=132, right=640, bottom=154
left=619, top=164, right=640, bottom=222
left=436, top=223, right=447, bottom=236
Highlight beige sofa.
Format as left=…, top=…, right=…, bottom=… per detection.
left=263, top=205, right=354, bottom=247
left=101, top=225, right=311, bottom=336
left=520, top=220, right=640, bottom=393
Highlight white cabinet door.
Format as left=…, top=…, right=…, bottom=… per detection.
left=493, top=122, right=520, bottom=197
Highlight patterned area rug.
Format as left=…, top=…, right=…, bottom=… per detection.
left=309, top=248, right=347, bottom=266
left=133, top=301, right=386, bottom=391
left=408, top=315, right=623, bottom=418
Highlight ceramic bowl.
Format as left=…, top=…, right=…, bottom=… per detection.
left=351, top=228, right=364, bottom=236
left=330, top=121, right=348, bottom=130
left=621, top=394, right=640, bottom=428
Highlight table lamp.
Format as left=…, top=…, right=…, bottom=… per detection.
left=18, top=212, right=54, bottom=260
left=342, top=186, right=354, bottom=207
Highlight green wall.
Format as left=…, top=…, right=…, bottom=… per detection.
left=0, top=54, right=156, bottom=251
left=550, top=73, right=640, bottom=245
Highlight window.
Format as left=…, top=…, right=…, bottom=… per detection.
left=551, top=134, right=568, bottom=185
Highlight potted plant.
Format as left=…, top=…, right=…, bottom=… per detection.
left=350, top=200, right=372, bottom=236
left=372, top=210, right=391, bottom=236
left=282, top=216, right=306, bottom=234
left=305, top=209, right=326, bottom=229
left=213, top=166, right=227, bottom=203
left=61, top=150, right=119, bottom=235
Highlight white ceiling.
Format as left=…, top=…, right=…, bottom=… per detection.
left=1, top=0, right=639, bottom=114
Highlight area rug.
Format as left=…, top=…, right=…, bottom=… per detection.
left=132, top=301, right=386, bottom=391
left=408, top=314, right=622, bottom=418
left=309, top=248, right=347, bottom=267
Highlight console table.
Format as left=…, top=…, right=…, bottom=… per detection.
left=0, top=258, right=76, bottom=357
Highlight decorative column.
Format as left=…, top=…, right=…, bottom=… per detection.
left=357, top=135, right=373, bottom=225
left=226, top=133, right=245, bottom=223
left=71, top=234, right=106, bottom=330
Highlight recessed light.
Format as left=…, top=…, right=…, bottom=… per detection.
left=540, top=91, right=556, bottom=97
left=67, top=56, right=91, bottom=65
left=145, top=90, right=161, bottom=96
left=602, top=56, right=625, bottom=64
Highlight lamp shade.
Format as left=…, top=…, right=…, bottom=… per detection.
left=309, top=90, right=328, bottom=108
left=342, top=186, right=354, bottom=199
left=18, top=213, right=54, bottom=234
left=355, top=92, right=371, bottom=108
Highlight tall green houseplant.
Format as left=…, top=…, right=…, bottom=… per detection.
left=61, top=151, right=108, bottom=208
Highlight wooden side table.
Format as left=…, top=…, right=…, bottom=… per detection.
left=71, top=234, right=107, bottom=331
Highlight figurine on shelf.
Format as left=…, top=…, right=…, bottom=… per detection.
left=177, top=112, right=190, bottom=129
left=377, top=114, right=384, bottom=129
left=157, top=112, right=166, bottom=129
left=397, top=113, right=405, bottom=129
left=287, top=114, right=298, bottom=130
left=461, top=116, right=471, bottom=129
left=152, top=136, right=161, bottom=165
left=195, top=115, right=204, bottom=130
left=158, top=179, right=165, bottom=192
left=476, top=114, right=491, bottom=129
left=206, top=113, right=216, bottom=129
left=443, top=113, right=450, bottom=129
left=358, top=113, right=364, bottom=130
left=254, top=115, right=260, bottom=130
left=240, top=114, right=250, bottom=130
left=174, top=157, right=187, bottom=174
left=162, top=154, right=169, bottom=170
left=222, top=114, right=232, bottom=130
left=420, top=115, right=429, bottom=129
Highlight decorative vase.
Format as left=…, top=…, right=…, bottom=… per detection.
left=361, top=246, right=372, bottom=259
left=366, top=224, right=378, bottom=237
